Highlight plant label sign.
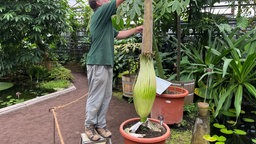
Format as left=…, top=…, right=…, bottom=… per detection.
left=156, top=77, right=172, bottom=95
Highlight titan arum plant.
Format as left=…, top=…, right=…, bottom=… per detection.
left=133, top=0, right=156, bottom=123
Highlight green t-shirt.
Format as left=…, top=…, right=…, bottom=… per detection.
left=87, top=0, right=119, bottom=67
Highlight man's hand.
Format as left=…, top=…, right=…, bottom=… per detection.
left=134, top=25, right=143, bottom=34
left=116, top=25, right=143, bottom=39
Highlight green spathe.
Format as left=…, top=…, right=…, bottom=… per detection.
left=133, top=54, right=156, bottom=122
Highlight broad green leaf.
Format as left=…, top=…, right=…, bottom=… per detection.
left=229, top=60, right=242, bottom=78
left=234, top=85, right=243, bottom=119
left=222, top=110, right=236, bottom=117
left=252, top=138, right=256, bottom=143
left=214, top=85, right=237, bottom=117
left=25, top=5, right=32, bottom=13
left=241, top=53, right=256, bottom=80
left=234, top=129, right=246, bottom=135
left=216, top=135, right=227, bottom=142
left=243, top=118, right=255, bottom=123
left=3, top=12, right=14, bottom=20
left=0, top=82, right=14, bottom=91
left=221, top=31, right=240, bottom=60
left=244, top=82, right=256, bottom=98
left=203, top=135, right=217, bottom=142
left=222, top=59, right=232, bottom=77
left=220, top=129, right=233, bottom=134
left=171, top=1, right=178, bottom=12
left=234, top=29, right=255, bottom=48
left=213, top=123, right=226, bottom=129
left=218, top=24, right=232, bottom=33
left=209, top=47, right=221, bottom=56
left=237, top=16, right=248, bottom=29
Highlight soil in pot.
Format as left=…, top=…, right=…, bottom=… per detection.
left=123, top=119, right=166, bottom=138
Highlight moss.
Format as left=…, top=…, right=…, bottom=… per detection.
left=166, top=129, right=192, bottom=144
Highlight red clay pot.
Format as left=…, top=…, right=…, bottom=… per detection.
left=151, top=86, right=189, bottom=125
left=119, top=118, right=171, bottom=144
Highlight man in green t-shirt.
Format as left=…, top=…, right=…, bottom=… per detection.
left=86, top=0, right=143, bottom=141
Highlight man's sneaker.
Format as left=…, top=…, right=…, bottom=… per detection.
left=96, top=127, right=112, bottom=138
left=85, top=126, right=101, bottom=141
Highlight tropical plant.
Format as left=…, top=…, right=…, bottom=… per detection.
left=113, top=38, right=141, bottom=90
left=26, top=65, right=49, bottom=82
left=0, top=0, right=70, bottom=76
left=180, top=30, right=225, bottom=101
left=213, top=26, right=256, bottom=121
left=114, top=0, right=143, bottom=30
left=180, top=16, right=256, bottom=121
left=114, top=38, right=141, bottom=75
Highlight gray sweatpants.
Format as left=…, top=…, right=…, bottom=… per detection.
left=85, top=65, right=113, bottom=128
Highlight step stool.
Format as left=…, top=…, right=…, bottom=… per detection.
left=80, top=133, right=112, bottom=144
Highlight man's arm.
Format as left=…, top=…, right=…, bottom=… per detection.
left=116, top=0, right=125, bottom=8
left=116, top=26, right=143, bottom=39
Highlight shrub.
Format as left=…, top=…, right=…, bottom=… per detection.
left=48, top=64, right=74, bottom=81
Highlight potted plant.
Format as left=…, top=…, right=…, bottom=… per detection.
left=119, top=0, right=170, bottom=143
left=119, top=117, right=171, bottom=144
left=151, top=85, right=189, bottom=124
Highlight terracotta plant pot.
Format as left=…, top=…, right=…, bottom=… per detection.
left=151, top=86, right=189, bottom=124
left=119, top=118, right=171, bottom=144
left=197, top=102, right=209, bottom=117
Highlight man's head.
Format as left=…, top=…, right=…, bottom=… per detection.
left=89, top=0, right=110, bottom=11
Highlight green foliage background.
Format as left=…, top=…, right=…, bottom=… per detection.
left=0, top=0, right=70, bottom=76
